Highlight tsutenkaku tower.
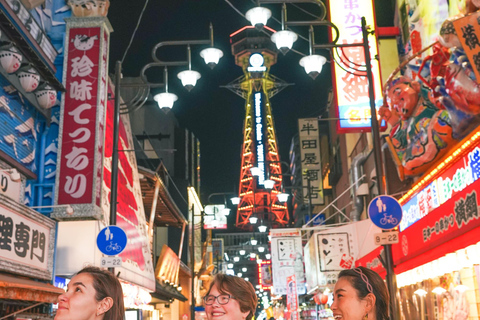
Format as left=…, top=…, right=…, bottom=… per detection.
left=226, top=26, right=292, bottom=229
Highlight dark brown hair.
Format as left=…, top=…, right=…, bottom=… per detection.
left=338, top=267, right=389, bottom=320
left=206, top=274, right=257, bottom=320
left=77, top=266, right=125, bottom=320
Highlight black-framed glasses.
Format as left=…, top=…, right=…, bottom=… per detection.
left=203, top=294, right=234, bottom=305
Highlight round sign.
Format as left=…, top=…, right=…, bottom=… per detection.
left=367, top=195, right=403, bottom=230
left=96, top=226, right=128, bottom=256
left=249, top=53, right=264, bottom=68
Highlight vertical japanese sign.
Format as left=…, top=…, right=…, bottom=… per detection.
left=286, top=275, right=299, bottom=320
left=270, top=229, right=306, bottom=295
left=0, top=194, right=55, bottom=280
left=453, top=11, right=480, bottom=83
left=328, top=0, right=383, bottom=133
left=253, top=91, right=267, bottom=186
left=298, top=118, right=324, bottom=205
left=258, top=260, right=273, bottom=289
left=55, top=18, right=110, bottom=219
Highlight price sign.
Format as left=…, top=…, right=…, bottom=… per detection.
left=374, top=231, right=399, bottom=245
left=101, top=256, right=122, bottom=268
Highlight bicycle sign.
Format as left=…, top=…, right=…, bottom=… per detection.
left=367, top=195, right=402, bottom=230
left=96, top=226, right=127, bottom=256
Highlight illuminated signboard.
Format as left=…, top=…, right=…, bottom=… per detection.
left=400, top=143, right=480, bottom=231
left=258, top=260, right=273, bottom=290
left=328, top=0, right=383, bottom=133
left=254, top=91, right=266, bottom=186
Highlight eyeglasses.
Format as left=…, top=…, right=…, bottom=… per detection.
left=203, top=294, right=234, bottom=305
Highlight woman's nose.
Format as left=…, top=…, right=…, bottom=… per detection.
left=58, top=292, right=68, bottom=302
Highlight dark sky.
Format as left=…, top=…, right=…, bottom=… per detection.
left=107, top=0, right=332, bottom=203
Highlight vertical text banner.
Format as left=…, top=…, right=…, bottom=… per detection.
left=298, top=118, right=324, bottom=205
left=329, top=0, right=383, bottom=133
left=270, top=229, right=306, bottom=295
left=55, top=17, right=111, bottom=219
left=286, top=275, right=299, bottom=320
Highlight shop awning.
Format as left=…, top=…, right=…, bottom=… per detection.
left=0, top=274, right=64, bottom=303
left=138, top=166, right=187, bottom=228
left=151, top=281, right=188, bottom=302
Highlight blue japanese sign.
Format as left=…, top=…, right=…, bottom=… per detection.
left=368, top=195, right=402, bottom=230
left=96, top=226, right=127, bottom=256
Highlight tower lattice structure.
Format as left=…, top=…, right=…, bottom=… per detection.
left=226, top=27, right=292, bottom=229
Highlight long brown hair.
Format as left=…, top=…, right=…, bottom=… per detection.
left=338, top=267, right=389, bottom=320
left=77, top=266, right=125, bottom=320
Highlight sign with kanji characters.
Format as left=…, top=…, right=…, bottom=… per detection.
left=286, top=275, right=299, bottom=320
left=270, top=229, right=306, bottom=295
left=0, top=193, right=56, bottom=280
left=328, top=0, right=383, bottom=133
left=55, top=17, right=110, bottom=219
left=204, top=205, right=228, bottom=229
left=298, top=118, right=324, bottom=205
left=400, top=143, right=480, bottom=231
left=452, top=11, right=480, bottom=83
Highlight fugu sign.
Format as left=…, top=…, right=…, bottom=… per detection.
left=55, top=18, right=110, bottom=218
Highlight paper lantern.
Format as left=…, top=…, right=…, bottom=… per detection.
left=17, top=64, right=40, bottom=92
left=0, top=43, right=23, bottom=74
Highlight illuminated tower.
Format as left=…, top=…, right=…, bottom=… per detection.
left=226, top=26, right=291, bottom=229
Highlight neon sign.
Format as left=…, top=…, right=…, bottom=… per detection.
left=328, top=0, right=383, bottom=133
left=400, top=145, right=480, bottom=231
left=254, top=92, right=266, bottom=185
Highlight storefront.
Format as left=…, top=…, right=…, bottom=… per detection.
left=388, top=127, right=480, bottom=320
left=357, top=127, right=480, bottom=319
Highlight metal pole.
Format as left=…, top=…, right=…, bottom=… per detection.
left=361, top=17, right=398, bottom=320
left=109, top=61, right=122, bottom=274
left=306, top=174, right=312, bottom=219
left=190, top=204, right=195, bottom=320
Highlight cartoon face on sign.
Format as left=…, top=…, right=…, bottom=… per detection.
left=72, top=35, right=99, bottom=51
left=277, top=239, right=295, bottom=261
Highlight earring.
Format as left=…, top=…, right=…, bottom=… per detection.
left=363, top=314, right=368, bottom=320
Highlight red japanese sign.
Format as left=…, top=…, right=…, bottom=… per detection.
left=57, top=26, right=105, bottom=206
left=258, top=260, right=273, bottom=290
left=392, top=177, right=480, bottom=273
left=286, top=274, right=299, bottom=320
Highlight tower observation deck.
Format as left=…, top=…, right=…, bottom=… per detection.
left=225, top=26, right=292, bottom=229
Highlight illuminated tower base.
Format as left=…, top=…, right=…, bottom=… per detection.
left=226, top=27, right=292, bottom=230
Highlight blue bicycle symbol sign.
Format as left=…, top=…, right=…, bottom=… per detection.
left=368, top=195, right=402, bottom=230
left=97, top=226, right=127, bottom=256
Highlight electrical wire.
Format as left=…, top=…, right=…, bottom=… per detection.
left=290, top=2, right=321, bottom=19
left=225, top=0, right=247, bottom=18
left=120, top=0, right=150, bottom=64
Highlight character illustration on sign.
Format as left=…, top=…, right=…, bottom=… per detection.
left=380, top=0, right=480, bottom=180
left=72, top=34, right=98, bottom=51
left=379, top=76, right=455, bottom=179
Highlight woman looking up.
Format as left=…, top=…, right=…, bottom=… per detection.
left=55, top=266, right=125, bottom=320
left=331, top=266, right=389, bottom=320
left=204, top=273, right=257, bottom=320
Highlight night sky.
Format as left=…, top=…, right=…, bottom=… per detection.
left=107, top=0, right=332, bottom=204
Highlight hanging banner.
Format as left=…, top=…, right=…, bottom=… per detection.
left=55, top=17, right=110, bottom=219
left=286, top=274, right=299, bottom=320
left=298, top=118, right=324, bottom=205
left=270, top=229, right=306, bottom=295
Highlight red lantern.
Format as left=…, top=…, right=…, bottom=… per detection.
left=320, top=294, right=329, bottom=305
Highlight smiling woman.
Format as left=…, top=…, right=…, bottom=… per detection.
left=55, top=266, right=125, bottom=320
left=331, top=267, right=389, bottom=320
left=204, top=274, right=257, bottom=320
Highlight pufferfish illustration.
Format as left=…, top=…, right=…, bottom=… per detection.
left=72, top=34, right=98, bottom=51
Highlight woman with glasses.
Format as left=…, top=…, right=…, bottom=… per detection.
left=331, top=266, right=389, bottom=320
left=203, top=273, right=257, bottom=320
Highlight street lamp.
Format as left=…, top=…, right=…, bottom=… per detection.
left=245, top=1, right=394, bottom=317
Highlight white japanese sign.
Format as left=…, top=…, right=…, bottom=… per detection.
left=270, top=229, right=306, bottom=295
left=298, top=118, right=324, bottom=205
